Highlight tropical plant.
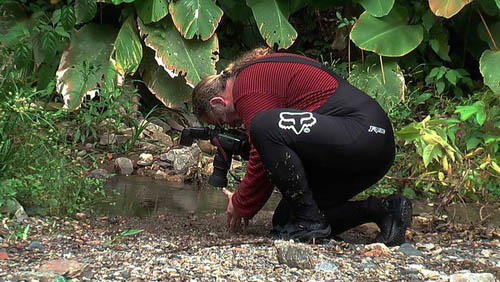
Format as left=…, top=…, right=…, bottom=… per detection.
left=1, top=0, right=498, bottom=112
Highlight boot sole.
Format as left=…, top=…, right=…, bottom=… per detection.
left=290, top=225, right=332, bottom=242
left=386, top=197, right=412, bottom=246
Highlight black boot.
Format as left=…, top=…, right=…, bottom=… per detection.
left=279, top=217, right=331, bottom=241
left=272, top=196, right=331, bottom=241
left=271, top=198, right=293, bottom=236
left=375, top=194, right=413, bottom=246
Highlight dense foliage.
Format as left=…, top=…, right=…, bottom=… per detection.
left=0, top=0, right=499, bottom=215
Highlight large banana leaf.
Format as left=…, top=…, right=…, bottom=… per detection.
left=480, top=50, right=500, bottom=94
left=478, top=22, right=500, bottom=51
left=169, top=0, right=223, bottom=40
left=349, top=55, right=404, bottom=111
left=357, top=0, right=395, bottom=17
left=135, top=0, right=169, bottom=24
left=140, top=49, right=192, bottom=108
left=350, top=6, right=423, bottom=57
left=428, top=0, right=472, bottom=18
left=56, top=24, right=117, bottom=110
left=246, top=0, right=298, bottom=49
left=138, top=18, right=218, bottom=87
left=497, top=0, right=500, bottom=9
left=113, top=15, right=143, bottom=76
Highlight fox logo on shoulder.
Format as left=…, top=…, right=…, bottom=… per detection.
left=278, top=112, right=317, bottom=135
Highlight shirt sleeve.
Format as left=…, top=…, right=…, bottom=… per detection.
left=231, top=90, right=281, bottom=219
left=232, top=143, right=274, bottom=219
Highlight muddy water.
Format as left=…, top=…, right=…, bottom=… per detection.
left=100, top=176, right=280, bottom=217
left=101, top=176, right=500, bottom=227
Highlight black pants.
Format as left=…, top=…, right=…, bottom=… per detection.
left=249, top=86, right=395, bottom=232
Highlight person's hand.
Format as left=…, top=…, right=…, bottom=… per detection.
left=222, top=188, right=249, bottom=232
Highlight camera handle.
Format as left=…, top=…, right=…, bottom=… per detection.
left=208, top=137, right=232, bottom=187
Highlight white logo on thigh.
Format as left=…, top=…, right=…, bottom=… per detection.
left=368, top=125, right=386, bottom=134
left=278, top=112, right=317, bottom=135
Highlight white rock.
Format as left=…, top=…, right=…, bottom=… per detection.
left=450, top=272, right=495, bottom=282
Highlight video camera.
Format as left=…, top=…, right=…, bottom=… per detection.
left=180, top=127, right=250, bottom=187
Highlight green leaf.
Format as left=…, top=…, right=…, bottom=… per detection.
left=466, top=136, right=481, bottom=150
left=396, top=124, right=421, bottom=140
left=135, top=0, right=169, bottom=24
left=480, top=50, right=500, bottom=94
left=496, top=0, right=500, bottom=9
left=429, top=0, right=472, bottom=18
left=246, top=0, right=298, bottom=50
left=455, top=105, right=477, bottom=121
left=139, top=48, right=192, bottom=108
left=478, top=22, right=500, bottom=52
left=445, top=70, right=458, bottom=86
left=113, top=16, right=143, bottom=76
left=61, top=6, right=76, bottom=31
left=429, top=23, right=451, bottom=61
left=349, top=55, right=404, bottom=111
left=121, top=228, right=144, bottom=236
left=75, top=0, right=97, bottom=24
left=138, top=17, right=218, bottom=87
left=350, top=5, right=424, bottom=57
left=357, top=0, right=395, bottom=17
left=56, top=23, right=117, bottom=110
left=423, top=144, right=435, bottom=167
left=54, top=276, right=70, bottom=282
left=422, top=10, right=437, bottom=32
left=436, top=81, right=445, bottom=94
left=473, top=101, right=487, bottom=126
left=169, top=0, right=223, bottom=40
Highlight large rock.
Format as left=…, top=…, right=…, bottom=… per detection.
left=450, top=272, right=495, bottom=282
left=167, top=145, right=201, bottom=173
left=274, top=240, right=315, bottom=269
left=115, top=157, right=134, bottom=175
left=39, top=259, right=87, bottom=278
left=0, top=198, right=28, bottom=223
left=140, top=121, right=173, bottom=147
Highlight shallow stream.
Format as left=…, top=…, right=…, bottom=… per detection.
left=100, top=176, right=499, bottom=227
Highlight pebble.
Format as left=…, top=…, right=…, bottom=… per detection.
left=314, top=261, right=338, bottom=272
left=399, top=243, right=423, bottom=257
left=27, top=241, right=44, bottom=251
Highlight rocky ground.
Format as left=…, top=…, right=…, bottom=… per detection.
left=0, top=207, right=499, bottom=282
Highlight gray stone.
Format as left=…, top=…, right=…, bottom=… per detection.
left=27, top=241, right=44, bottom=251
left=168, top=145, right=201, bottom=173
left=450, top=272, right=495, bottom=282
left=0, top=199, right=28, bottom=223
left=153, top=161, right=170, bottom=168
left=274, top=240, right=315, bottom=269
left=15, top=271, right=57, bottom=282
left=88, top=168, right=110, bottom=179
left=399, top=243, right=423, bottom=257
left=315, top=261, right=338, bottom=272
left=115, top=157, right=134, bottom=175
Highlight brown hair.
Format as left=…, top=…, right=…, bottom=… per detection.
left=192, top=47, right=272, bottom=119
